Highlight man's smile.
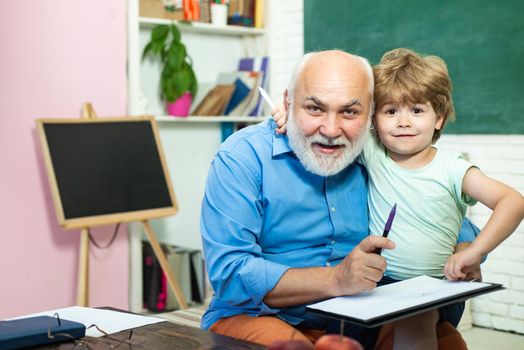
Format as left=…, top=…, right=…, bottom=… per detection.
left=312, top=142, right=345, bottom=154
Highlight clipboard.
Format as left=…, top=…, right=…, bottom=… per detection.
left=306, top=275, right=503, bottom=328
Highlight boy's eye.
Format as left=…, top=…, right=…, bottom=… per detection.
left=413, top=107, right=423, bottom=114
left=385, top=108, right=397, bottom=115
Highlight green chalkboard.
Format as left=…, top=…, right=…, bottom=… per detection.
left=304, top=0, right=524, bottom=134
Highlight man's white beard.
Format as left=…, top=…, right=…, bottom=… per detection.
left=287, top=111, right=370, bottom=177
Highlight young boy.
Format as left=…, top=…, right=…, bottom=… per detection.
left=273, top=48, right=524, bottom=350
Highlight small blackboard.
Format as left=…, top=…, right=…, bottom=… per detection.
left=37, top=116, right=177, bottom=229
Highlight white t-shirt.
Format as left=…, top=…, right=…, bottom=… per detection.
left=359, top=136, right=476, bottom=279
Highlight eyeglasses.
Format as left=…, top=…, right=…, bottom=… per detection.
left=48, top=313, right=141, bottom=349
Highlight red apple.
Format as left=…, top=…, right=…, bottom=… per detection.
left=267, top=339, right=314, bottom=350
left=314, top=334, right=363, bottom=350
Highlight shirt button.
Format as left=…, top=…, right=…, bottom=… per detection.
left=330, top=240, right=336, bottom=245
left=331, top=206, right=336, bottom=212
left=325, top=262, right=331, bottom=267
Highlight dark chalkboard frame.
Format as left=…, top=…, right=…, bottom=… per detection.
left=36, top=116, right=178, bottom=230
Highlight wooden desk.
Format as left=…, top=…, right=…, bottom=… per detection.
left=29, top=321, right=265, bottom=349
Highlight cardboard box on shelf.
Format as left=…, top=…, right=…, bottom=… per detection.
left=140, top=0, right=184, bottom=20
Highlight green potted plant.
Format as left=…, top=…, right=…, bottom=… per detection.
left=142, top=23, right=198, bottom=117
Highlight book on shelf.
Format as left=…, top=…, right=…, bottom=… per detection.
left=192, top=69, right=263, bottom=117
left=165, top=246, right=191, bottom=309
left=218, top=70, right=262, bottom=117
left=166, top=247, right=206, bottom=308
left=139, top=0, right=264, bottom=28
left=142, top=241, right=207, bottom=312
left=238, top=56, right=269, bottom=116
left=223, top=77, right=252, bottom=115
left=183, top=0, right=200, bottom=21
left=191, top=84, right=236, bottom=116
left=228, top=0, right=256, bottom=27
left=254, top=0, right=264, bottom=28
left=191, top=54, right=269, bottom=118
left=199, top=0, right=211, bottom=23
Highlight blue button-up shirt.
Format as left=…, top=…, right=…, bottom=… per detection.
left=200, top=119, right=477, bottom=330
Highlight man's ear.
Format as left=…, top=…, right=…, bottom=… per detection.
left=283, top=89, right=289, bottom=112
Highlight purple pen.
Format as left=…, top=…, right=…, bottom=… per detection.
left=373, top=203, right=397, bottom=255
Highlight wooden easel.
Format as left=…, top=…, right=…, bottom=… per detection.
left=76, top=103, right=188, bottom=309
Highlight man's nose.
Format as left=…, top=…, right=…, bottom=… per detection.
left=319, top=114, right=342, bottom=138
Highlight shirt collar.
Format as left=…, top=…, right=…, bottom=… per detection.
left=272, top=132, right=293, bottom=157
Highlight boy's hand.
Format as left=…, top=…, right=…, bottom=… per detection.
left=445, top=246, right=483, bottom=281
left=271, top=102, right=288, bottom=134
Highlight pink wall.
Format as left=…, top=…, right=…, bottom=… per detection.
left=0, top=1, right=128, bottom=318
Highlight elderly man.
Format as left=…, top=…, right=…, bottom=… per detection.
left=200, top=50, right=474, bottom=349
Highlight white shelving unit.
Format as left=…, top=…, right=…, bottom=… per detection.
left=139, top=16, right=266, bottom=35
left=127, top=0, right=269, bottom=312
left=155, top=115, right=267, bottom=123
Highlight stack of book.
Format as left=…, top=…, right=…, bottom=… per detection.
left=142, top=242, right=206, bottom=312
left=139, top=0, right=265, bottom=28
left=191, top=56, right=269, bottom=117
left=227, top=0, right=265, bottom=28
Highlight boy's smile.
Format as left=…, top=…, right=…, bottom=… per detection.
left=375, top=101, right=444, bottom=168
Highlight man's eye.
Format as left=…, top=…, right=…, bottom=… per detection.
left=342, top=109, right=357, bottom=117
left=307, top=106, right=321, bottom=113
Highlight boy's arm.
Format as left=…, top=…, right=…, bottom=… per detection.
left=446, top=167, right=524, bottom=279
left=453, top=242, right=482, bottom=281
left=272, top=101, right=287, bottom=134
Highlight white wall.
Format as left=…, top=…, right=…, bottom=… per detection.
left=274, top=0, right=524, bottom=334
left=267, top=0, right=304, bottom=102
left=438, top=135, right=524, bottom=334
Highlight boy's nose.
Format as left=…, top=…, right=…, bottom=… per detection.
left=397, top=113, right=412, bottom=127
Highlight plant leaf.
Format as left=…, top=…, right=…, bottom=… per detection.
left=170, top=24, right=181, bottom=42
left=143, top=23, right=198, bottom=103
left=167, top=42, right=185, bottom=69
left=152, top=25, right=169, bottom=42
left=141, top=42, right=153, bottom=60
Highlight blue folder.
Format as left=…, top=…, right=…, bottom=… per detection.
left=0, top=315, right=86, bottom=350
left=224, top=78, right=250, bottom=115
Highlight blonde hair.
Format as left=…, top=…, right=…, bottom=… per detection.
left=373, top=48, right=455, bottom=143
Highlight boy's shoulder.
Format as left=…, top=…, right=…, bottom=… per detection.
left=433, top=148, right=474, bottom=180
left=434, top=148, right=469, bottom=164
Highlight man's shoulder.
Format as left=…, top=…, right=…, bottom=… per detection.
left=220, top=119, right=274, bottom=155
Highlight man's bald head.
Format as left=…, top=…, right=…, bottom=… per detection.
left=286, top=50, right=374, bottom=112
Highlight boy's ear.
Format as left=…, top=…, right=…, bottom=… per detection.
left=435, top=115, right=445, bottom=130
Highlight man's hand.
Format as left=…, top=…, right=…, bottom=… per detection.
left=331, top=236, right=395, bottom=295
left=445, top=242, right=483, bottom=281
